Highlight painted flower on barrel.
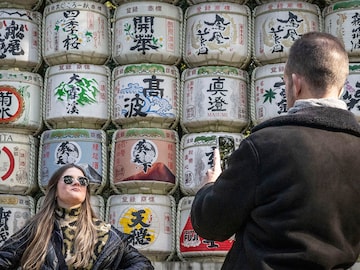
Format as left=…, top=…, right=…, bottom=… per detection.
left=54, top=74, right=99, bottom=114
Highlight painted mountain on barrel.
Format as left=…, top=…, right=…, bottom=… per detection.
left=122, top=162, right=175, bottom=184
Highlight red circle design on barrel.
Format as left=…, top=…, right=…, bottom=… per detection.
left=0, top=86, right=23, bottom=123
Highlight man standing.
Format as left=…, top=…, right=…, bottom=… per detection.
left=191, top=32, right=360, bottom=270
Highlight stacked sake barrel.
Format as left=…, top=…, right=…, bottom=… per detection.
left=250, top=0, right=322, bottom=124
left=0, top=0, right=43, bottom=246
left=37, top=0, right=112, bottom=220
left=106, top=0, right=183, bottom=264
left=250, top=0, right=360, bottom=125
left=323, top=0, right=360, bottom=122
left=2, top=0, right=359, bottom=269
left=175, top=0, right=251, bottom=264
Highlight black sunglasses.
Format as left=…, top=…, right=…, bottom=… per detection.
left=62, top=175, right=89, bottom=187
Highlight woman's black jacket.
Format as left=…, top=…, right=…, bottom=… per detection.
left=0, top=221, right=154, bottom=269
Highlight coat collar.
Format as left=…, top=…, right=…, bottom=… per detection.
left=252, top=106, right=360, bottom=137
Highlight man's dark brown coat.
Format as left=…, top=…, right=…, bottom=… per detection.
left=191, top=106, right=360, bottom=270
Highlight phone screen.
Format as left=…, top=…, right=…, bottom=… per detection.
left=217, top=136, right=235, bottom=170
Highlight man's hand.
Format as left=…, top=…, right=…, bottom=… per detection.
left=205, top=148, right=222, bottom=183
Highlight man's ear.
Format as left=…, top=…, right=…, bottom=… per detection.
left=338, top=86, right=345, bottom=98
left=291, top=73, right=302, bottom=99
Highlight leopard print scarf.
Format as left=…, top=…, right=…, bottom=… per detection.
left=55, top=207, right=110, bottom=269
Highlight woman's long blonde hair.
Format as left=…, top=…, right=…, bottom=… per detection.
left=21, top=163, right=98, bottom=270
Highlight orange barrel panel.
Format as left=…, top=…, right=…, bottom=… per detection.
left=110, top=128, right=178, bottom=195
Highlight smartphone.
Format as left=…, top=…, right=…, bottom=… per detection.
left=217, top=136, right=235, bottom=170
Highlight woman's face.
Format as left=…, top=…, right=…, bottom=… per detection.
left=56, top=167, right=88, bottom=209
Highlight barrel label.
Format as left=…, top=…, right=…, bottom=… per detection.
left=53, top=73, right=100, bottom=114
left=114, top=73, right=176, bottom=119
left=54, top=10, right=94, bottom=51
left=0, top=86, right=23, bottom=123
left=0, top=11, right=32, bottom=58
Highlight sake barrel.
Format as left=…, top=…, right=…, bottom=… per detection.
left=107, top=194, right=176, bottom=261
left=181, top=66, right=249, bottom=133
left=325, top=0, right=347, bottom=3
left=151, top=261, right=225, bottom=269
left=251, top=63, right=288, bottom=124
left=112, top=63, right=179, bottom=129
left=180, top=132, right=243, bottom=196
left=47, top=0, right=107, bottom=3
left=0, top=132, right=38, bottom=195
left=0, top=70, right=42, bottom=135
left=36, top=194, right=105, bottom=219
left=341, top=63, right=360, bottom=121
left=44, top=64, right=110, bottom=130
left=0, top=194, right=35, bottom=247
left=0, top=9, right=42, bottom=72
left=39, top=128, right=107, bottom=195
left=43, top=1, right=111, bottom=65
left=324, top=1, right=360, bottom=62
left=253, top=1, right=321, bottom=65
left=112, top=1, right=182, bottom=65
left=113, top=0, right=179, bottom=4
left=0, top=0, right=43, bottom=10
left=177, top=196, right=234, bottom=261
left=110, top=128, right=178, bottom=195
left=183, top=2, right=251, bottom=68
left=187, top=0, right=248, bottom=4
left=255, top=0, right=313, bottom=4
